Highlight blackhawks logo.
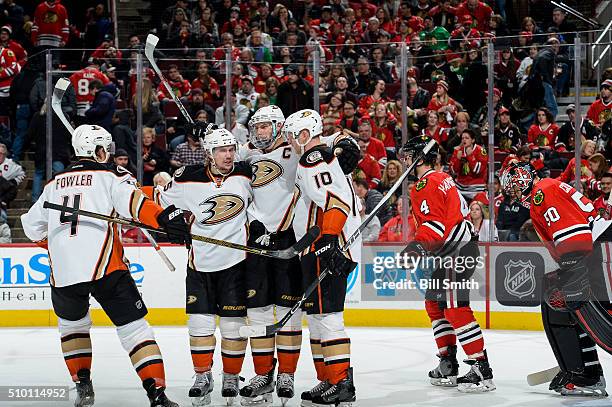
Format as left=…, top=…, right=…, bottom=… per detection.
left=416, top=178, right=427, bottom=191
left=533, top=189, right=544, bottom=206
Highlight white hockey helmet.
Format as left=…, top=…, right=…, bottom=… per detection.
left=283, top=109, right=323, bottom=150
left=248, top=105, right=285, bottom=149
left=72, top=124, right=114, bottom=161
left=204, top=128, right=238, bottom=157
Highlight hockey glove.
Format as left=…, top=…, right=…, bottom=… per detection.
left=249, top=220, right=276, bottom=249
left=543, top=266, right=591, bottom=312
left=186, top=121, right=218, bottom=140
left=333, top=137, right=360, bottom=175
left=157, top=205, right=192, bottom=248
left=314, top=234, right=357, bottom=277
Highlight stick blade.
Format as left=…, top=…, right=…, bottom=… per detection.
left=239, top=325, right=267, bottom=338
left=293, top=225, right=321, bottom=253
left=423, top=138, right=436, bottom=155
left=145, top=34, right=159, bottom=58
left=527, top=366, right=560, bottom=386
left=55, top=77, right=70, bottom=91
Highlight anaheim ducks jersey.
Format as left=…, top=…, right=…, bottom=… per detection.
left=155, top=163, right=252, bottom=272
left=239, top=141, right=299, bottom=232
left=294, top=145, right=361, bottom=263
left=530, top=178, right=597, bottom=261
left=20, top=160, right=161, bottom=287
left=410, top=169, right=472, bottom=255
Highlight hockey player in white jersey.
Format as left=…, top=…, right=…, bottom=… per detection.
left=20, top=125, right=191, bottom=407
left=283, top=110, right=361, bottom=407
left=155, top=128, right=252, bottom=406
left=238, top=106, right=360, bottom=406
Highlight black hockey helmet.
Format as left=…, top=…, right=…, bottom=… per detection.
left=398, top=135, right=439, bottom=166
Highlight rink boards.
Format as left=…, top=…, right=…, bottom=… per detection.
left=1, top=243, right=612, bottom=330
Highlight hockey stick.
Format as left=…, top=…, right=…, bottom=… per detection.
left=144, top=34, right=194, bottom=124
left=51, top=78, right=177, bottom=272
left=527, top=366, right=560, bottom=386
left=43, top=201, right=320, bottom=259
left=239, top=139, right=437, bottom=338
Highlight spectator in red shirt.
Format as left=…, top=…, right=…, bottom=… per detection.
left=191, top=62, right=220, bottom=104
left=557, top=139, right=596, bottom=184
left=371, top=102, right=399, bottom=150
left=31, top=0, right=69, bottom=49
left=0, top=26, right=25, bottom=66
left=593, top=173, right=612, bottom=219
left=378, top=198, right=415, bottom=242
left=586, top=79, right=612, bottom=128
left=157, top=64, right=191, bottom=105
left=527, top=107, right=560, bottom=150
left=448, top=0, right=493, bottom=32
left=426, top=80, right=457, bottom=128
left=357, top=138, right=382, bottom=189
left=358, top=119, right=387, bottom=168
left=450, top=128, right=488, bottom=199
left=421, top=110, right=449, bottom=146
left=359, top=79, right=388, bottom=116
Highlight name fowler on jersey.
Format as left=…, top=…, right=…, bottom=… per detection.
left=55, top=173, right=93, bottom=189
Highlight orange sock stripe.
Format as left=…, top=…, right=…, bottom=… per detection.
left=190, top=335, right=216, bottom=373
left=277, top=330, right=302, bottom=373
left=65, top=356, right=92, bottom=381
left=221, top=338, right=246, bottom=375
left=321, top=338, right=350, bottom=385
left=250, top=335, right=275, bottom=374
left=135, top=360, right=166, bottom=387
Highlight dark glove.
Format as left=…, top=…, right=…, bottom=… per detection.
left=314, top=234, right=357, bottom=277
left=400, top=240, right=429, bottom=273
left=157, top=205, right=192, bottom=248
left=333, top=137, right=360, bottom=175
left=186, top=121, right=218, bottom=140
left=543, top=266, right=591, bottom=312
left=248, top=220, right=277, bottom=249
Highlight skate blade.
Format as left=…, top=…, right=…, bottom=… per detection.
left=226, top=396, right=236, bottom=406
left=74, top=396, right=94, bottom=407
left=430, top=376, right=458, bottom=387
left=190, top=393, right=211, bottom=406
left=457, top=379, right=496, bottom=393
left=300, top=402, right=314, bottom=407
left=312, top=402, right=354, bottom=407
left=240, top=392, right=273, bottom=406
left=560, top=387, right=608, bottom=397
left=280, top=396, right=292, bottom=406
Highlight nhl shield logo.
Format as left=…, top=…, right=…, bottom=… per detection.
left=503, top=260, right=536, bottom=298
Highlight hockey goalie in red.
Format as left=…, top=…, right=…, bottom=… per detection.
left=400, top=135, right=495, bottom=393
left=501, top=162, right=611, bottom=397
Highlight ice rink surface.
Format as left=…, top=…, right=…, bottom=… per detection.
left=0, top=326, right=610, bottom=407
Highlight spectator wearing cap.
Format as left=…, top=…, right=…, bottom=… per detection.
left=31, top=0, right=69, bottom=49
left=419, top=15, right=450, bottom=51
left=421, top=49, right=461, bottom=94
left=494, top=107, right=523, bottom=152
left=531, top=37, right=561, bottom=118
left=277, top=64, right=313, bottom=116
left=448, top=0, right=493, bottom=32
left=220, top=5, right=247, bottom=35
left=277, top=18, right=307, bottom=45
left=587, top=79, right=612, bottom=128
left=236, top=75, right=259, bottom=111
left=558, top=104, right=600, bottom=151
left=427, top=80, right=457, bottom=128
left=472, top=87, right=503, bottom=129
left=252, top=0, right=279, bottom=35
left=310, top=5, right=337, bottom=38
left=113, top=148, right=137, bottom=176
left=358, top=119, right=387, bottom=168
left=187, top=88, right=214, bottom=121
left=0, top=26, right=25, bottom=66
left=170, top=129, right=206, bottom=169
left=449, top=15, right=480, bottom=50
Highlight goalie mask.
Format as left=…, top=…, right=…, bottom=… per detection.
left=248, top=105, right=285, bottom=150
left=72, top=124, right=114, bottom=162
left=283, top=109, right=323, bottom=154
left=500, top=161, right=536, bottom=208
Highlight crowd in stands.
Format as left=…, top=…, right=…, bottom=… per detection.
left=0, top=0, right=611, bottom=244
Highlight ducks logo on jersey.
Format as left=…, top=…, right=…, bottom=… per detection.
left=251, top=160, right=284, bottom=188
left=199, top=193, right=246, bottom=224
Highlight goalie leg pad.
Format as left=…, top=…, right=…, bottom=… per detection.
left=542, top=302, right=588, bottom=372
left=574, top=301, right=612, bottom=355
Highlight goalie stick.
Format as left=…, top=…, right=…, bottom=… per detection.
left=239, top=139, right=437, bottom=338
left=51, top=78, right=177, bottom=272
left=43, top=201, right=320, bottom=260
left=527, top=366, right=560, bottom=386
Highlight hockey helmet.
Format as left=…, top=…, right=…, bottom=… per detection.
left=283, top=109, right=323, bottom=152
left=500, top=161, right=536, bottom=206
left=72, top=124, right=114, bottom=162
left=248, top=105, right=285, bottom=149
left=204, top=128, right=238, bottom=157
left=398, top=135, right=439, bottom=166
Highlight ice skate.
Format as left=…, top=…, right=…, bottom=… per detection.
left=310, top=367, right=356, bottom=407
left=276, top=372, right=295, bottom=406
left=74, top=369, right=94, bottom=407
left=457, top=352, right=496, bottom=393
left=429, top=345, right=459, bottom=387
left=222, top=372, right=242, bottom=405
left=550, top=368, right=608, bottom=397
left=143, top=378, right=178, bottom=407
left=240, top=360, right=276, bottom=406
left=189, top=370, right=214, bottom=406
left=300, top=380, right=332, bottom=407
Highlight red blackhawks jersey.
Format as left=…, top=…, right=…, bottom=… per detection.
left=69, top=67, right=110, bottom=116
left=31, top=1, right=69, bottom=48
left=530, top=178, right=596, bottom=261
left=0, top=47, right=18, bottom=98
left=410, top=169, right=471, bottom=254
left=586, top=98, right=612, bottom=127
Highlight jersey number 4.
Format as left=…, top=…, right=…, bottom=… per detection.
left=60, top=194, right=81, bottom=236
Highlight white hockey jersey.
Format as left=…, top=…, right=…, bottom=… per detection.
left=155, top=163, right=253, bottom=272
left=294, top=145, right=362, bottom=263
left=20, top=160, right=161, bottom=287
